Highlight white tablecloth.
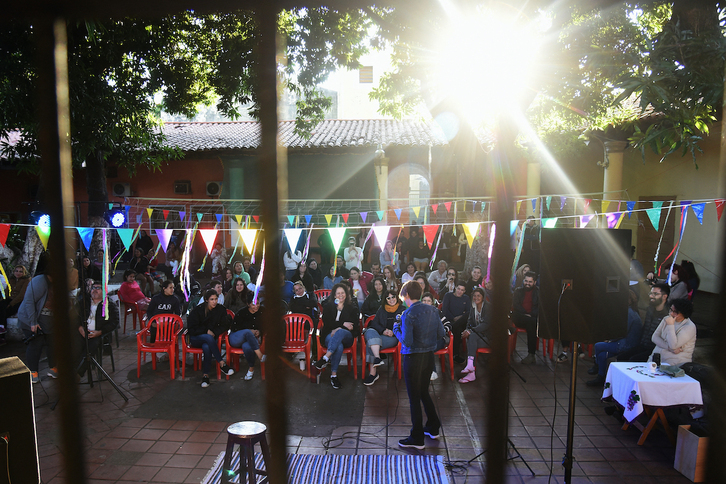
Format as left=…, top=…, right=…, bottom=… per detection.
left=603, top=362, right=703, bottom=422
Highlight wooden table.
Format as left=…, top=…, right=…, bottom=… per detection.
left=602, top=362, right=703, bottom=445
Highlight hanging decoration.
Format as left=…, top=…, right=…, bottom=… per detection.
left=605, top=212, right=622, bottom=229
left=486, top=223, right=496, bottom=280
left=215, top=213, right=223, bottom=224
left=238, top=229, right=257, bottom=254
left=516, top=200, right=522, bottom=214
left=302, top=225, right=314, bottom=260
left=394, top=209, right=402, bottom=220
left=716, top=199, right=725, bottom=221
left=579, top=214, right=595, bottom=227
left=428, top=227, right=444, bottom=270
left=179, top=228, right=193, bottom=299
left=287, top=215, right=295, bottom=226
left=602, top=201, right=611, bottom=213
left=542, top=218, right=557, bottom=228
left=462, top=222, right=479, bottom=248
left=342, top=213, right=349, bottom=224
left=509, top=220, right=518, bottom=237
left=305, top=215, right=313, bottom=224
left=626, top=201, right=635, bottom=218
left=376, top=210, right=385, bottom=221
left=155, top=229, right=174, bottom=252
left=652, top=201, right=674, bottom=274
left=252, top=215, right=259, bottom=223
left=431, top=204, right=439, bottom=214
left=546, top=196, right=552, bottom=211
left=665, top=205, right=689, bottom=283
left=146, top=208, right=154, bottom=219
left=372, top=226, right=390, bottom=248
left=444, top=202, right=452, bottom=212
left=162, top=210, right=169, bottom=220
left=36, top=225, right=51, bottom=250
left=77, top=227, right=95, bottom=251
left=560, top=197, right=567, bottom=211
left=116, top=228, right=135, bottom=251
left=283, top=228, right=303, bottom=252
left=422, top=225, right=439, bottom=249
left=199, top=229, right=219, bottom=254
left=179, top=211, right=186, bottom=222
left=328, top=227, right=347, bottom=276
left=531, top=198, right=536, bottom=212
left=102, top=228, right=109, bottom=318
left=646, top=201, right=664, bottom=230
left=252, top=242, right=266, bottom=305
left=412, top=207, right=421, bottom=218
left=0, top=224, right=9, bottom=247
left=583, top=199, right=592, bottom=211
left=325, top=214, right=333, bottom=225
left=691, top=203, right=705, bottom=224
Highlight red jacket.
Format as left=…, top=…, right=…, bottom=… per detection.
left=348, top=271, right=374, bottom=298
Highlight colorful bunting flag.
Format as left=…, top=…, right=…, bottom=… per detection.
left=531, top=198, right=536, bottom=212
left=283, top=228, right=303, bottom=251
left=327, top=227, right=347, bottom=254
left=510, top=220, right=518, bottom=236
left=108, top=203, right=114, bottom=210
left=372, top=226, right=390, bottom=248
left=716, top=199, right=725, bottom=221
left=615, top=212, right=626, bottom=229
left=305, top=215, right=312, bottom=224
left=162, top=210, right=169, bottom=220
left=77, top=227, right=94, bottom=251
left=394, top=209, right=402, bottom=220
left=136, top=215, right=142, bottom=225
left=584, top=199, right=591, bottom=211
left=360, top=212, right=367, bottom=223
left=146, top=208, right=154, bottom=219
left=422, top=225, right=439, bottom=249
left=542, top=218, right=557, bottom=228
left=237, top=229, right=257, bottom=254
left=546, top=196, right=552, bottom=211
left=691, top=203, right=705, bottom=225
left=626, top=201, right=635, bottom=218
left=431, top=204, right=439, bottom=214
left=602, top=201, right=611, bottom=213
left=342, top=213, right=349, bottom=224
left=235, top=215, right=243, bottom=225
left=646, top=201, right=663, bottom=230
left=155, top=229, right=174, bottom=252
left=252, top=215, right=259, bottom=223
left=325, top=214, right=333, bottom=225
left=560, top=197, right=566, bottom=211
left=36, top=225, right=50, bottom=250
left=199, top=229, right=218, bottom=254
left=579, top=214, right=594, bottom=227
left=0, top=224, right=9, bottom=247
left=117, top=228, right=135, bottom=251
left=215, top=213, right=223, bottom=224
left=462, top=222, right=479, bottom=248
left=516, top=201, right=522, bottom=214
left=412, top=207, right=420, bottom=218
left=606, top=212, right=620, bottom=229
left=444, top=202, right=452, bottom=212
left=287, top=215, right=295, bottom=226
left=179, top=211, right=186, bottom=222
left=376, top=211, right=384, bottom=221
left=197, top=213, right=204, bottom=222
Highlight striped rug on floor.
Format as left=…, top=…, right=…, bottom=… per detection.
left=202, top=451, right=449, bottom=484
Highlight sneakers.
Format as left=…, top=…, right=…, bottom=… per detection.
left=556, top=352, right=569, bottom=363
left=363, top=373, right=379, bottom=386
left=372, top=357, right=384, bottom=367
left=587, top=364, right=599, bottom=375
left=521, top=353, right=535, bottom=365
left=220, top=363, right=234, bottom=376
left=430, top=371, right=438, bottom=381
left=398, top=437, right=425, bottom=450
left=244, top=370, right=254, bottom=381
left=330, top=376, right=341, bottom=389
left=31, top=372, right=39, bottom=384
left=424, top=427, right=440, bottom=439
left=586, top=375, right=605, bottom=387
left=201, top=376, right=210, bottom=388
left=47, top=368, right=58, bottom=379
left=260, top=354, right=267, bottom=363
left=314, top=358, right=328, bottom=370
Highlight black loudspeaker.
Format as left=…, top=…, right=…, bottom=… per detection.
left=538, top=228, right=631, bottom=344
left=0, top=357, right=40, bottom=484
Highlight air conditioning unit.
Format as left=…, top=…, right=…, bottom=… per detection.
left=174, top=180, right=192, bottom=195
left=206, top=181, right=223, bottom=197
left=112, top=182, right=131, bottom=197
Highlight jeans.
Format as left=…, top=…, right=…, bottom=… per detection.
left=465, top=332, right=488, bottom=357
left=190, top=333, right=223, bottom=375
left=594, top=341, right=621, bottom=377
left=402, top=352, right=440, bottom=442
left=364, top=328, right=398, bottom=363
left=23, top=329, right=54, bottom=373
left=324, top=329, right=354, bottom=373
left=511, top=313, right=537, bottom=354
left=229, top=329, right=261, bottom=368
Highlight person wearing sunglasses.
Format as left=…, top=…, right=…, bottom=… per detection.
left=648, top=298, right=696, bottom=367
left=363, top=290, right=404, bottom=386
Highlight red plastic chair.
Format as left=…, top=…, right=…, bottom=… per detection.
left=315, top=319, right=358, bottom=380
left=464, top=331, right=515, bottom=364
left=260, top=313, right=314, bottom=381
left=314, top=289, right=331, bottom=316
left=541, top=338, right=554, bottom=360
left=434, top=330, right=455, bottom=380
left=181, top=330, right=224, bottom=380
left=120, top=296, right=146, bottom=333
left=360, top=315, right=401, bottom=379
left=137, top=314, right=183, bottom=379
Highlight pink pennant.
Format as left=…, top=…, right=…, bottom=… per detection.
left=422, top=225, right=439, bottom=249
left=162, top=210, right=170, bottom=220
left=0, top=224, right=9, bottom=247
left=252, top=215, right=259, bottom=223
left=342, top=213, right=349, bottom=224
left=444, top=202, right=452, bottom=212
left=584, top=199, right=591, bottom=211
left=716, top=199, right=725, bottom=221
left=431, top=204, right=438, bottom=214
left=199, top=229, right=219, bottom=254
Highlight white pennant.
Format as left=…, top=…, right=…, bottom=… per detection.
left=283, top=228, right=303, bottom=252
left=238, top=229, right=257, bottom=253
left=372, top=225, right=391, bottom=248
left=327, top=227, right=347, bottom=253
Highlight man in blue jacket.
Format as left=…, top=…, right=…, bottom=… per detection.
left=393, top=281, right=445, bottom=449
left=17, top=272, right=55, bottom=383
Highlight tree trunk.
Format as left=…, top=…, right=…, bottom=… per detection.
left=19, top=229, right=45, bottom=276
left=85, top=152, right=109, bottom=255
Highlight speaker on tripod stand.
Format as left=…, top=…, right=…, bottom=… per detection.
left=537, top=227, right=630, bottom=483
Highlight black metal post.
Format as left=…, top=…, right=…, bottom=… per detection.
left=563, top=344, right=578, bottom=483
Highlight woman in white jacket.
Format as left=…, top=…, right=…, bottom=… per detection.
left=649, top=298, right=696, bottom=367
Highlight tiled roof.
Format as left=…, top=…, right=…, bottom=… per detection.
left=160, top=119, right=450, bottom=152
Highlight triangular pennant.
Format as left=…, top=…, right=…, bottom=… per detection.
left=359, top=212, right=367, bottom=223
left=238, top=229, right=257, bottom=253
left=542, top=218, right=557, bottom=228
left=602, top=201, right=611, bottom=213
left=197, top=213, right=204, bottom=222
left=0, top=224, right=10, bottom=247
left=327, top=227, right=347, bottom=254
left=606, top=212, right=620, bottom=229
left=155, top=229, right=173, bottom=252
left=412, top=207, right=420, bottom=218
left=108, top=203, right=114, bottom=210
left=560, top=197, right=566, bottom=211
left=510, top=220, right=518, bottom=236
left=584, top=199, right=592, bottom=211
left=546, top=196, right=552, bottom=211
left=287, top=215, right=295, bottom=226
left=716, top=199, right=725, bottom=221
left=36, top=226, right=50, bottom=250
left=116, top=228, right=135, bottom=251
left=342, top=213, right=349, bottom=224
left=481, top=202, right=486, bottom=211
left=646, top=208, right=661, bottom=231
left=444, top=202, right=452, bottom=212
left=691, top=203, right=705, bottom=225
left=626, top=201, right=635, bottom=218
left=325, top=214, right=333, bottom=225
left=431, top=204, right=439, bottom=214
left=579, top=215, right=594, bottom=227
left=422, top=225, right=439, bottom=249
left=215, top=213, right=223, bottom=224
left=516, top=201, right=522, bottom=214
left=615, top=212, right=626, bottom=229
left=653, top=201, right=664, bottom=210
left=394, top=209, right=402, bottom=220
left=283, top=228, right=303, bottom=251
left=531, top=198, right=537, bottom=212
left=376, top=211, right=385, bottom=221
left=252, top=215, right=259, bottom=223
left=462, top=223, right=479, bottom=248
left=372, top=226, right=390, bottom=248
left=199, top=229, right=219, bottom=254
left=179, top=211, right=186, bottom=222
left=146, top=208, right=154, bottom=219
left=76, top=227, right=94, bottom=251
left=162, top=209, right=170, bottom=220
left=235, top=215, right=243, bottom=225
left=305, top=215, right=312, bottom=224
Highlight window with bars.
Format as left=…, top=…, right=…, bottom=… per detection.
left=359, top=66, right=373, bottom=83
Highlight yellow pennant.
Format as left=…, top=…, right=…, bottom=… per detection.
left=325, top=214, right=333, bottom=225
left=462, top=222, right=479, bottom=248
left=235, top=215, right=243, bottom=225
left=602, top=200, right=611, bottom=213
left=516, top=201, right=522, bottom=214
left=146, top=208, right=153, bottom=219
left=412, top=206, right=420, bottom=218
left=36, top=226, right=51, bottom=250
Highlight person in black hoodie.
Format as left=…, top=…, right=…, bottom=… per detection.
left=187, top=289, right=234, bottom=387
left=288, top=281, right=319, bottom=326
left=290, top=260, right=316, bottom=293
left=362, top=290, right=404, bottom=385
left=230, top=301, right=266, bottom=380
left=76, top=282, right=119, bottom=377
left=146, top=280, right=182, bottom=343
left=313, top=283, right=360, bottom=389
left=307, top=258, right=323, bottom=289
left=361, top=277, right=386, bottom=318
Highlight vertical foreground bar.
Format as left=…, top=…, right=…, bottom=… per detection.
left=257, top=4, right=287, bottom=484
left=36, top=18, right=86, bottom=484
left=485, top=116, right=517, bottom=483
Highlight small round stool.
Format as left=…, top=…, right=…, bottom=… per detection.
left=222, top=421, right=271, bottom=484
